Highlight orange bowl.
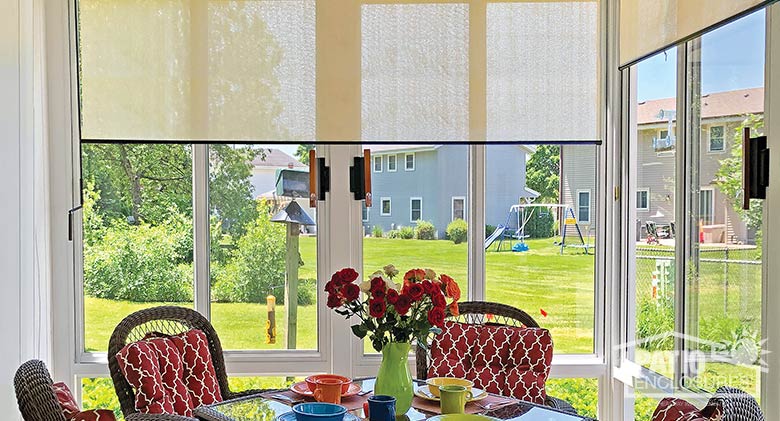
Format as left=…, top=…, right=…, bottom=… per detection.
left=305, top=374, right=352, bottom=394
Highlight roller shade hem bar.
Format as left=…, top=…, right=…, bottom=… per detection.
left=79, top=139, right=603, bottom=146
left=619, top=0, right=778, bottom=70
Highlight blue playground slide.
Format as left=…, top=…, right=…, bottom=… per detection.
left=484, top=225, right=507, bottom=250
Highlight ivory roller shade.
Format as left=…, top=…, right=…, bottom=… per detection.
left=78, top=0, right=600, bottom=144
left=620, top=0, right=773, bottom=67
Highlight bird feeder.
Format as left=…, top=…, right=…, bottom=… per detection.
left=271, top=201, right=315, bottom=350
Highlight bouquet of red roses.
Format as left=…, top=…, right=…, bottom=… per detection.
left=325, top=265, right=461, bottom=352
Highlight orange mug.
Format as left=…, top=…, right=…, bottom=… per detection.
left=313, top=378, right=344, bottom=404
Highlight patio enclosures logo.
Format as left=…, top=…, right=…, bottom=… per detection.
left=617, top=330, right=768, bottom=398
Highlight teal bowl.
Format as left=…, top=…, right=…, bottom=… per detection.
left=292, top=403, right=347, bottom=421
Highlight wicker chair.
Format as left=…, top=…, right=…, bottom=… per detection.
left=108, top=306, right=268, bottom=420
left=415, top=301, right=578, bottom=415
left=14, top=359, right=68, bottom=421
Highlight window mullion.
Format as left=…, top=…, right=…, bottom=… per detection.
left=193, top=144, right=210, bottom=319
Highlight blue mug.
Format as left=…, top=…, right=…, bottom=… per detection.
left=367, top=395, right=396, bottom=421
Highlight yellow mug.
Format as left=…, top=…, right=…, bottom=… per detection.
left=439, top=385, right=473, bottom=414
left=313, top=378, right=344, bottom=404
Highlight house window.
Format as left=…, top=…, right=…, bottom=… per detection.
left=362, top=202, right=369, bottom=222
left=654, top=128, right=675, bottom=153
left=373, top=155, right=382, bottom=172
left=452, top=197, right=465, bottom=221
left=709, top=125, right=725, bottom=152
left=410, top=197, right=422, bottom=222
left=404, top=153, right=415, bottom=171
left=380, top=197, right=391, bottom=216
left=387, top=154, right=397, bottom=172
left=636, top=189, right=650, bottom=211
left=577, top=190, right=591, bottom=223
left=699, top=188, right=714, bottom=225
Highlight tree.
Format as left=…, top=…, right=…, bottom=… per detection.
left=526, top=145, right=560, bottom=202
left=715, top=114, right=764, bottom=242
left=295, top=144, right=315, bottom=164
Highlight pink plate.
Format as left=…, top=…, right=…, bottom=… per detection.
left=291, top=381, right=362, bottom=398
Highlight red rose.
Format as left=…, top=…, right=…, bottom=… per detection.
left=339, top=268, right=360, bottom=283
left=441, top=274, right=461, bottom=301
left=403, top=268, right=426, bottom=285
left=342, top=283, right=360, bottom=301
left=428, top=306, right=446, bottom=328
left=386, top=289, right=399, bottom=305
left=372, top=288, right=386, bottom=299
left=394, top=294, right=413, bottom=315
left=370, top=277, right=386, bottom=293
left=327, top=293, right=343, bottom=309
left=325, top=280, right=338, bottom=294
left=432, top=292, right=446, bottom=308
left=369, top=298, right=387, bottom=318
left=405, top=283, right=424, bottom=301
left=421, top=280, right=434, bottom=294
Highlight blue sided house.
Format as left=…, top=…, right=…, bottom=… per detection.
left=364, top=144, right=539, bottom=239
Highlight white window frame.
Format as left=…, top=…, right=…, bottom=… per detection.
left=404, top=153, right=415, bottom=171
left=708, top=125, right=726, bottom=153
left=577, top=190, right=591, bottom=224
left=380, top=197, right=392, bottom=216
left=410, top=197, right=422, bottom=222
left=373, top=155, right=383, bottom=172
left=699, top=187, right=715, bottom=225
left=451, top=196, right=466, bottom=221
left=387, top=154, right=397, bottom=172
left=636, top=189, right=650, bottom=212
left=51, top=0, right=610, bottom=414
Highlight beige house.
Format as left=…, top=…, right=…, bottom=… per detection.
left=562, top=87, right=764, bottom=244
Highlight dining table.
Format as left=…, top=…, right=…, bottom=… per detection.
left=193, top=378, right=596, bottom=421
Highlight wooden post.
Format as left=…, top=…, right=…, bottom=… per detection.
left=266, top=295, right=276, bottom=344
left=285, top=223, right=300, bottom=350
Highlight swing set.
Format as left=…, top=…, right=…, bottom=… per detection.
left=484, top=204, right=591, bottom=255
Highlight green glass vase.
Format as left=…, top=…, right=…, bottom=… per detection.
left=374, top=341, right=413, bottom=414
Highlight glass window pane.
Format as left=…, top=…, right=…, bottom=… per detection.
left=545, top=378, right=598, bottom=419
left=487, top=2, right=599, bottom=141
left=209, top=144, right=317, bottom=351
left=362, top=144, right=468, bottom=354
left=685, top=10, right=765, bottom=397
left=81, top=378, right=122, bottom=419
left=631, top=48, right=677, bottom=377
left=78, top=0, right=315, bottom=141
left=81, top=144, right=194, bottom=352
left=485, top=144, right=596, bottom=354
left=361, top=4, right=468, bottom=141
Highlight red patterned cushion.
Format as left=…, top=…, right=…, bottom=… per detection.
left=145, top=337, right=194, bottom=415
left=170, top=329, right=222, bottom=407
left=71, top=410, right=117, bottom=421
left=428, top=321, right=553, bottom=404
left=116, top=340, right=175, bottom=414
left=52, top=382, right=80, bottom=419
left=652, top=397, right=723, bottom=421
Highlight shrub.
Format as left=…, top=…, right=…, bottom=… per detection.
left=372, top=225, right=384, bottom=238
left=415, top=220, right=436, bottom=240
left=212, top=200, right=288, bottom=303
left=386, top=230, right=400, bottom=239
left=446, top=219, right=468, bottom=244
left=485, top=225, right=497, bottom=237
left=525, top=210, right=555, bottom=238
left=636, top=296, right=675, bottom=351
left=297, top=279, right=317, bottom=306
left=399, top=226, right=415, bottom=239
left=84, top=218, right=193, bottom=302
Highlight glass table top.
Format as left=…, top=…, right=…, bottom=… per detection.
left=193, top=378, right=594, bottom=421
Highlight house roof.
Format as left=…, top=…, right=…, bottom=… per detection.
left=637, top=87, right=764, bottom=125
left=251, top=148, right=306, bottom=168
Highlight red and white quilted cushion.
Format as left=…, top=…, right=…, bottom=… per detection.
left=652, top=397, right=724, bottom=421
left=52, top=382, right=81, bottom=419
left=116, top=340, right=176, bottom=414
left=145, top=337, right=194, bottom=416
left=428, top=321, right=553, bottom=404
left=170, top=329, right=222, bottom=407
left=71, top=410, right=117, bottom=421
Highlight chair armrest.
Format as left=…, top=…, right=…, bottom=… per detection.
left=545, top=395, right=578, bottom=415
left=126, top=413, right=199, bottom=421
